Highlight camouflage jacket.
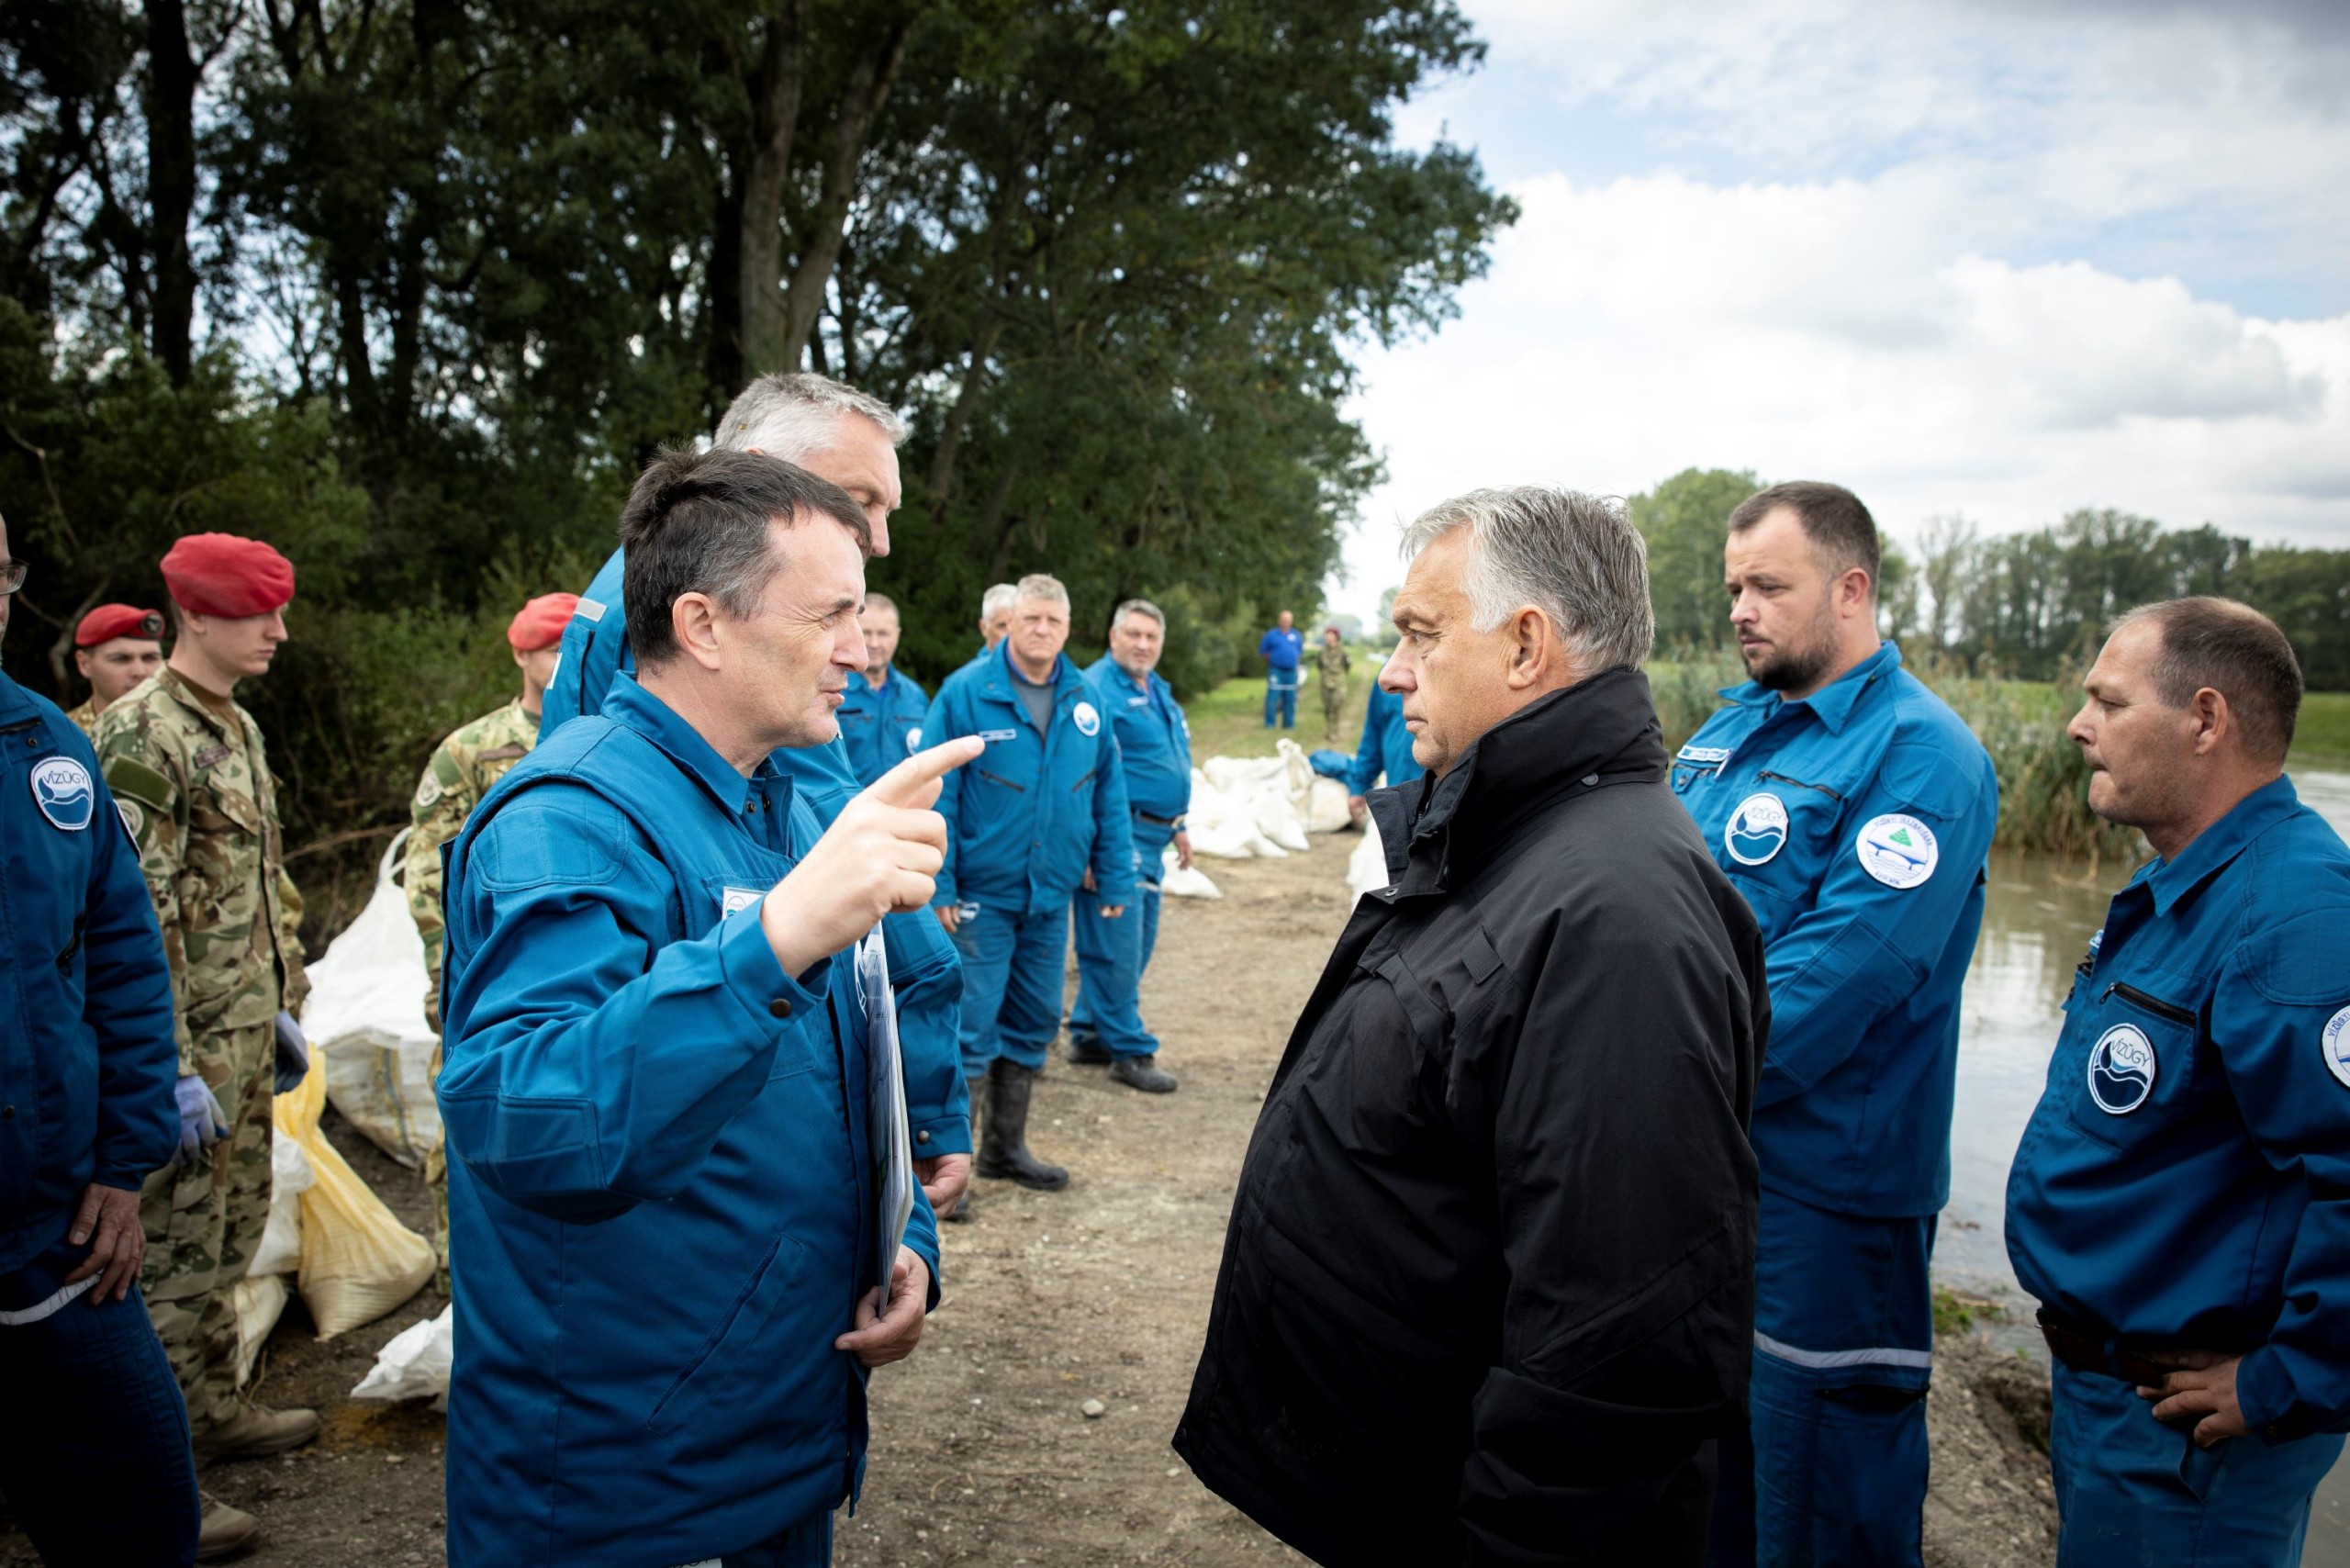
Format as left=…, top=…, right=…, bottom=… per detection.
left=1316, top=643, right=1352, bottom=691
left=94, top=667, right=308, bottom=1072
left=406, top=697, right=536, bottom=1026
left=64, top=697, right=99, bottom=736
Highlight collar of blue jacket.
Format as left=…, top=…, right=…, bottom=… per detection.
left=2137, top=773, right=2301, bottom=915
left=607, top=669, right=799, bottom=823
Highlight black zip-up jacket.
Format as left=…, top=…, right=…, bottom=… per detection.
left=1175, top=669, right=1767, bottom=1566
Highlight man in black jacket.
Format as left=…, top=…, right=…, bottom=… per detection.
left=1176, top=487, right=1768, bottom=1565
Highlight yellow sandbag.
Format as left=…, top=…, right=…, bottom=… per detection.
left=274, top=1054, right=435, bottom=1338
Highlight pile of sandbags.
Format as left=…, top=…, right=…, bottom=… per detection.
left=1186, top=740, right=1352, bottom=859
left=298, top=833, right=442, bottom=1169
left=273, top=1040, right=437, bottom=1338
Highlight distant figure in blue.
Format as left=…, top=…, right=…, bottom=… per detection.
left=923, top=574, right=1135, bottom=1200
left=2008, top=599, right=2350, bottom=1568
left=1259, top=610, right=1304, bottom=728
left=1675, top=482, right=1998, bottom=1568
left=1068, top=599, right=1189, bottom=1095
left=439, top=450, right=976, bottom=1567
left=837, top=592, right=928, bottom=788
left=1343, top=657, right=1425, bottom=826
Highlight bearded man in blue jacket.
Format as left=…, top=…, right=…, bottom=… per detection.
left=438, top=451, right=979, bottom=1567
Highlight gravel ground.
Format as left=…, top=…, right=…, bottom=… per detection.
left=3, top=825, right=2060, bottom=1565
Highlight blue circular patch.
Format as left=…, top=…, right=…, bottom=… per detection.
left=1724, top=792, right=1789, bottom=866
left=2087, top=1023, right=2157, bottom=1114
left=29, top=756, right=95, bottom=832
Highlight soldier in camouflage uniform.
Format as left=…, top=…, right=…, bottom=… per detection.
left=63, top=602, right=165, bottom=735
left=1315, top=625, right=1352, bottom=742
left=404, top=591, right=573, bottom=1282
left=93, top=534, right=322, bottom=1474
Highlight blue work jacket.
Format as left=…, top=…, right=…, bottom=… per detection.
left=1345, top=672, right=1424, bottom=798
left=837, top=666, right=930, bottom=790
left=923, top=642, right=1136, bottom=915
left=438, top=674, right=942, bottom=1566
left=2007, top=777, right=2350, bottom=1442
left=537, top=544, right=968, bottom=1158
left=0, top=673, right=178, bottom=1271
left=1672, top=642, right=1998, bottom=1218
left=1259, top=626, right=1304, bottom=674
left=1083, top=655, right=1192, bottom=861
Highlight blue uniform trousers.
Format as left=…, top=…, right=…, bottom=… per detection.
left=0, top=1233, right=198, bottom=1568
left=1263, top=675, right=1297, bottom=728
left=718, top=1507, right=833, bottom=1566
left=1068, top=881, right=1163, bottom=1058
left=949, top=901, right=1071, bottom=1080
left=1711, top=1189, right=1935, bottom=1568
left=2050, top=1362, right=2341, bottom=1568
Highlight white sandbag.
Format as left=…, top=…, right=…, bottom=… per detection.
left=1348, top=813, right=1392, bottom=906
left=1202, top=754, right=1285, bottom=792
left=1248, top=780, right=1311, bottom=853
left=301, top=833, right=442, bottom=1169
left=1159, top=846, right=1223, bottom=899
left=251, top=1133, right=314, bottom=1278
left=229, top=1272, right=289, bottom=1389
left=352, top=1305, right=454, bottom=1406
left=1304, top=777, right=1352, bottom=834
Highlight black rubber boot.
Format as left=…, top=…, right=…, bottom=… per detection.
left=976, top=1059, right=1069, bottom=1191
left=1109, top=1054, right=1179, bottom=1094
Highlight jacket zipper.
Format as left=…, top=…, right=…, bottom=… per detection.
left=976, top=769, right=1025, bottom=793
left=2102, top=981, right=2196, bottom=1027
left=1755, top=769, right=1842, bottom=801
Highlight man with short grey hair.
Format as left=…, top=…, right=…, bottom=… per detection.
left=923, top=574, right=1135, bottom=1197
left=968, top=582, right=1017, bottom=666
left=1068, top=598, right=1191, bottom=1093
left=1180, top=486, right=1767, bottom=1563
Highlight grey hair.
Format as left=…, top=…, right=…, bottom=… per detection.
left=1111, top=598, right=1165, bottom=632
left=716, top=372, right=907, bottom=461
left=861, top=591, right=899, bottom=617
left=979, top=582, right=1018, bottom=619
left=1398, top=487, right=1654, bottom=673
left=1014, top=572, right=1070, bottom=608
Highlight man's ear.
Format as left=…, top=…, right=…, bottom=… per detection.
left=2187, top=686, right=2232, bottom=756
left=670, top=592, right=727, bottom=673
left=1507, top=607, right=1548, bottom=689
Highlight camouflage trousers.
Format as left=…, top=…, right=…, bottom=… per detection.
left=1320, top=682, right=1346, bottom=740
left=422, top=1038, right=450, bottom=1293
left=139, top=1022, right=273, bottom=1436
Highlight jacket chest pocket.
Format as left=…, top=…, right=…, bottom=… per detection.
left=2062, top=968, right=2204, bottom=1148
left=698, top=872, right=817, bottom=1082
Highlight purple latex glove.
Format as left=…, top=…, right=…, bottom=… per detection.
left=173, top=1075, right=229, bottom=1167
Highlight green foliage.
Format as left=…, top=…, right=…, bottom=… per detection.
left=1630, top=467, right=1760, bottom=655
left=2291, top=691, right=2350, bottom=770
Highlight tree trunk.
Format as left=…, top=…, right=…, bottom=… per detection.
left=733, top=1, right=805, bottom=385
left=143, top=0, right=200, bottom=385
left=775, top=15, right=911, bottom=372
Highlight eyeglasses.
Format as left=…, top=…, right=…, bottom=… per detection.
left=0, top=560, right=25, bottom=595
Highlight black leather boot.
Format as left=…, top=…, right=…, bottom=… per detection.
left=976, top=1059, right=1069, bottom=1191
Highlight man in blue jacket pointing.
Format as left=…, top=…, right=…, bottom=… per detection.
left=923, top=574, right=1135, bottom=1197
left=439, top=451, right=979, bottom=1567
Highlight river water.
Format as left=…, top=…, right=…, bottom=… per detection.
left=1934, top=769, right=2350, bottom=1558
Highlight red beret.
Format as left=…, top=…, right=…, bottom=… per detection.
left=507, top=592, right=579, bottom=652
left=159, top=533, right=296, bottom=619
left=75, top=603, right=166, bottom=647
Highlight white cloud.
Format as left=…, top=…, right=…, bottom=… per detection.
left=1330, top=1, right=2350, bottom=621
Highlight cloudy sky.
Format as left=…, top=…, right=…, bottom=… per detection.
left=1329, top=0, right=2350, bottom=622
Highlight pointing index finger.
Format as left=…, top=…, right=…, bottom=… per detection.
left=865, top=735, right=985, bottom=806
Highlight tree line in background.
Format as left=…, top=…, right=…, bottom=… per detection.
left=1632, top=468, right=2350, bottom=691
left=1, top=0, right=1513, bottom=928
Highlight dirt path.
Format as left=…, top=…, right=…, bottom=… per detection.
left=3, top=824, right=2061, bottom=1565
